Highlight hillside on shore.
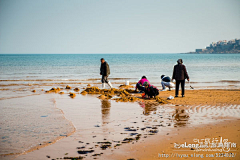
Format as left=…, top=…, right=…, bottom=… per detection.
left=187, top=39, right=240, bottom=54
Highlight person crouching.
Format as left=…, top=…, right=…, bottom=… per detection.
left=161, top=75, right=175, bottom=91
left=142, top=82, right=159, bottom=99
left=135, top=76, right=150, bottom=93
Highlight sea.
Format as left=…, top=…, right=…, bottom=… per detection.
left=0, top=54, right=240, bottom=88
left=0, top=53, right=240, bottom=158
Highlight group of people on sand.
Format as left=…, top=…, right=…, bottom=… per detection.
left=100, top=58, right=189, bottom=98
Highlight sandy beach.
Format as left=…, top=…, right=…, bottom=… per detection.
left=1, top=0, right=240, bottom=159
left=0, top=81, right=239, bottom=160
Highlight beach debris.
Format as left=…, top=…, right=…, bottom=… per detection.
left=92, top=153, right=102, bottom=156
left=114, top=144, right=122, bottom=147
left=66, top=85, right=72, bottom=89
left=94, top=142, right=112, bottom=150
left=81, top=87, right=129, bottom=95
left=81, top=86, right=101, bottom=94
left=74, top=88, right=80, bottom=92
left=46, top=155, right=50, bottom=158
left=80, top=87, right=169, bottom=103
left=124, top=127, right=137, bottom=132
left=118, top=90, right=130, bottom=97
left=125, top=89, right=138, bottom=93
left=113, top=95, right=139, bottom=102
left=81, top=87, right=138, bottom=102
left=32, top=90, right=36, bottom=92
left=155, top=97, right=168, bottom=104
left=97, top=141, right=112, bottom=144
left=167, top=95, right=174, bottom=100
left=98, top=95, right=106, bottom=99
left=94, top=124, right=101, bottom=127
left=98, top=94, right=112, bottom=99
left=100, top=144, right=111, bottom=150
left=80, top=91, right=87, bottom=95
left=149, top=129, right=158, bottom=134
left=63, top=156, right=84, bottom=160
left=119, top=84, right=134, bottom=89
left=130, top=133, right=138, bottom=136
left=69, top=92, right=76, bottom=98
left=77, top=150, right=94, bottom=154
left=189, top=82, right=194, bottom=89
left=45, top=87, right=61, bottom=93
left=122, top=138, right=135, bottom=143
left=135, top=134, right=141, bottom=140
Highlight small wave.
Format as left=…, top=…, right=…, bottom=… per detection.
left=219, top=80, right=240, bottom=83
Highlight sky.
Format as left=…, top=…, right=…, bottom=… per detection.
left=0, top=0, right=239, bottom=54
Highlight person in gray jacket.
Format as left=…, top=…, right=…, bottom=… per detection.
left=100, top=58, right=112, bottom=89
left=172, top=59, right=189, bottom=97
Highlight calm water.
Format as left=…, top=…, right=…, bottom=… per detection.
left=0, top=54, right=240, bottom=87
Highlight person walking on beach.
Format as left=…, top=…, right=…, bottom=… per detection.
left=100, top=58, right=112, bottom=89
left=160, top=75, right=175, bottom=91
left=172, top=59, right=189, bottom=97
left=135, top=76, right=150, bottom=92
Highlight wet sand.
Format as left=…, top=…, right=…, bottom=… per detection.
left=0, top=83, right=240, bottom=160
left=105, top=119, right=240, bottom=160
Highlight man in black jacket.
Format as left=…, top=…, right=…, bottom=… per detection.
left=172, top=59, right=189, bottom=97
left=100, top=58, right=112, bottom=89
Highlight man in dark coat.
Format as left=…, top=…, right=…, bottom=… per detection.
left=100, top=58, right=112, bottom=89
left=172, top=59, right=189, bottom=97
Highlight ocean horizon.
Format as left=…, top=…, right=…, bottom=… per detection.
left=0, top=53, right=239, bottom=89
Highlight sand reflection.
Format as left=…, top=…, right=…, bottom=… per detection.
left=138, top=101, right=158, bottom=116
left=101, top=99, right=111, bottom=125
left=172, top=109, right=190, bottom=127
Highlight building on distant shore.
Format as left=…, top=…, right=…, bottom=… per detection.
left=193, top=38, right=240, bottom=54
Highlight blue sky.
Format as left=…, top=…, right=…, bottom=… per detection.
left=0, top=0, right=239, bottom=54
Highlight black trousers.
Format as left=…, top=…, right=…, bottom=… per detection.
left=101, top=76, right=109, bottom=83
left=175, top=80, right=185, bottom=96
left=136, top=83, right=145, bottom=91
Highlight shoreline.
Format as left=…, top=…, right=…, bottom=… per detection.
left=0, top=95, right=77, bottom=159
left=15, top=100, right=77, bottom=158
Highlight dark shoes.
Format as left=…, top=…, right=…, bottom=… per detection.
left=175, top=95, right=185, bottom=98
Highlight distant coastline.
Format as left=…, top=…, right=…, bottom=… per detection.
left=186, top=38, right=240, bottom=54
